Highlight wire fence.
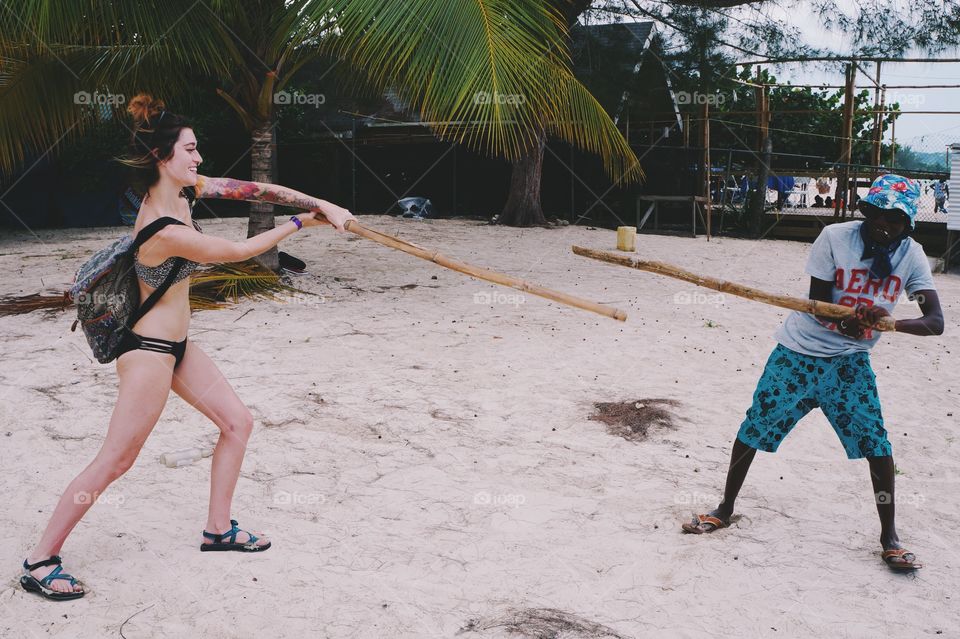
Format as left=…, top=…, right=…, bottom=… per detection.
left=651, top=115, right=957, bottom=225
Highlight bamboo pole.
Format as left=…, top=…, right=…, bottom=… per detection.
left=836, top=63, right=856, bottom=220
left=890, top=114, right=897, bottom=166
left=344, top=221, right=627, bottom=321
left=571, top=246, right=897, bottom=332
left=702, top=100, right=711, bottom=241
left=193, top=178, right=627, bottom=321
left=870, top=63, right=883, bottom=171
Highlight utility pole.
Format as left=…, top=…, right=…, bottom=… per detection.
left=750, top=67, right=771, bottom=238
left=754, top=67, right=769, bottom=154
left=890, top=114, right=897, bottom=166
left=835, top=62, right=856, bottom=220
left=702, top=100, right=711, bottom=239
left=751, top=137, right=773, bottom=237
left=871, top=62, right=883, bottom=171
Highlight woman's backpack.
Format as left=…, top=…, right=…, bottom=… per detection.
left=69, top=217, right=187, bottom=363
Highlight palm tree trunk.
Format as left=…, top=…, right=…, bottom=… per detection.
left=497, top=0, right=591, bottom=228
left=748, top=136, right=772, bottom=238
left=498, top=130, right=548, bottom=227
left=248, top=121, right=279, bottom=272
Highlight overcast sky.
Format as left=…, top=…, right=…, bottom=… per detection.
left=755, top=1, right=960, bottom=153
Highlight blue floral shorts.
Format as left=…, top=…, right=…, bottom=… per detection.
left=737, top=344, right=891, bottom=459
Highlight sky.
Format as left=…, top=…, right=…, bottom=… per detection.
left=757, top=1, right=960, bottom=153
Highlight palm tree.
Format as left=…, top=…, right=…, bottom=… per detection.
left=1, top=0, right=641, bottom=264
left=499, top=0, right=593, bottom=227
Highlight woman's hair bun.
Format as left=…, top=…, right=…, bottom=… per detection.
left=127, top=93, right=166, bottom=126
left=118, top=94, right=189, bottom=191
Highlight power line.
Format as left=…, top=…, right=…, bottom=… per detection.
left=735, top=56, right=960, bottom=65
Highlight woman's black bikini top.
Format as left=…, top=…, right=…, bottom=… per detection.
left=134, top=217, right=203, bottom=288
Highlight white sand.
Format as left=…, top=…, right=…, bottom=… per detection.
left=1, top=216, right=958, bottom=638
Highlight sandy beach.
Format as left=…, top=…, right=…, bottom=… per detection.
left=2, top=215, right=958, bottom=638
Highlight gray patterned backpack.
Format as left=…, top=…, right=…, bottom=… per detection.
left=69, top=217, right=186, bottom=363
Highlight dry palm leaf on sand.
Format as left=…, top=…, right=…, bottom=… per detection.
left=0, top=260, right=316, bottom=317
left=0, top=292, right=73, bottom=318
left=589, top=398, right=681, bottom=442
left=187, top=259, right=316, bottom=310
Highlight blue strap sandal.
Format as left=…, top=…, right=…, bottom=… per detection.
left=20, top=555, right=86, bottom=600
left=201, top=519, right=271, bottom=552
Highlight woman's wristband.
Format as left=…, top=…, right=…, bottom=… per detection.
left=290, top=215, right=303, bottom=230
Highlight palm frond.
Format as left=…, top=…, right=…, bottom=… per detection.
left=0, top=291, right=72, bottom=317
left=0, top=0, right=238, bottom=175
left=188, top=259, right=316, bottom=311
left=311, top=0, right=642, bottom=182
left=2, top=0, right=641, bottom=182
left=546, top=71, right=645, bottom=182
left=0, top=261, right=314, bottom=318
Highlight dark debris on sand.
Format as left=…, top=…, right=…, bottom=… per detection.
left=589, top=398, right=680, bottom=442
left=458, top=607, right=628, bottom=638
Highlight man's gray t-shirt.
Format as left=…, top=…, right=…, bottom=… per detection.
left=774, top=221, right=936, bottom=357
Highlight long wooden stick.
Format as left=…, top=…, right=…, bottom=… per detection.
left=572, top=245, right=896, bottom=331
left=343, top=221, right=627, bottom=321
left=189, top=178, right=625, bottom=321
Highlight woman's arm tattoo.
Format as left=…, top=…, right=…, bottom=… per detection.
left=196, top=175, right=323, bottom=210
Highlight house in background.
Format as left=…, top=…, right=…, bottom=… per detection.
left=0, top=22, right=682, bottom=228
left=277, top=20, right=682, bottom=225
left=571, top=21, right=682, bottom=147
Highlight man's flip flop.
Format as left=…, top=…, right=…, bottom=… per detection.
left=681, top=513, right=729, bottom=534
left=201, top=519, right=271, bottom=552
left=882, top=548, right=922, bottom=571
left=20, top=556, right=86, bottom=601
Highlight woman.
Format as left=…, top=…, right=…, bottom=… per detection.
left=21, top=94, right=355, bottom=600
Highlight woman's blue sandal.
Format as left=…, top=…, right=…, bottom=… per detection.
left=20, top=556, right=86, bottom=600
left=201, top=519, right=271, bottom=552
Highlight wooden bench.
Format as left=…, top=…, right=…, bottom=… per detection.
left=635, top=195, right=709, bottom=238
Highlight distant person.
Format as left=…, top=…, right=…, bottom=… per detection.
left=932, top=178, right=949, bottom=214
left=813, top=194, right=825, bottom=208
left=825, top=196, right=833, bottom=208
left=768, top=175, right=796, bottom=211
